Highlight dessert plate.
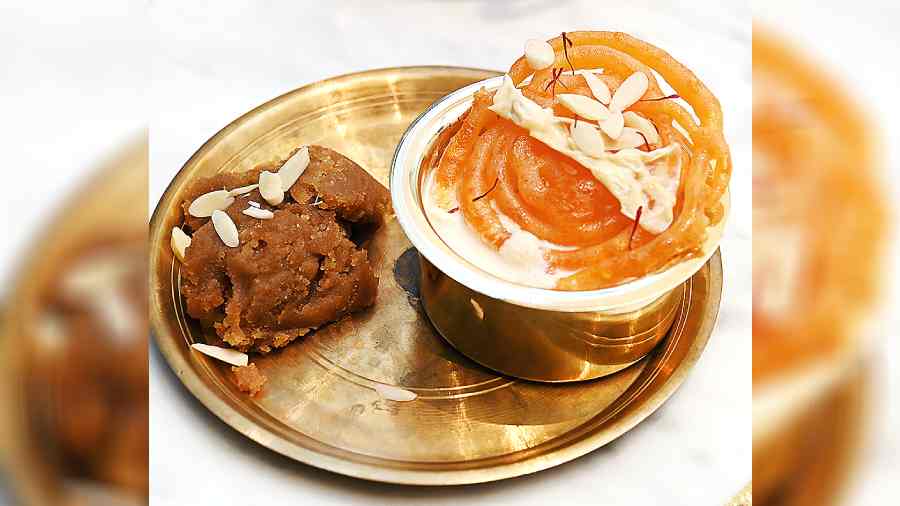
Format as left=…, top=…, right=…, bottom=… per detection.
left=149, top=66, right=723, bottom=485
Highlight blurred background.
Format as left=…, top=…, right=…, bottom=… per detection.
left=752, top=1, right=899, bottom=504
left=0, top=2, right=148, bottom=505
left=0, top=0, right=896, bottom=505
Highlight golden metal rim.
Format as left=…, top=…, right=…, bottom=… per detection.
left=149, top=66, right=724, bottom=485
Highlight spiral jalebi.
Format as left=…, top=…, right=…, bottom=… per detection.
left=429, top=31, right=731, bottom=290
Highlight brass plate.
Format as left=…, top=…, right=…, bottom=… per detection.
left=149, top=66, right=723, bottom=485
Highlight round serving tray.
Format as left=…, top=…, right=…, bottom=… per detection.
left=149, top=66, right=723, bottom=485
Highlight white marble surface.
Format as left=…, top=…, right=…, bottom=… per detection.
left=148, top=1, right=751, bottom=505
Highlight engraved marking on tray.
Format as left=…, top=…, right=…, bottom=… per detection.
left=371, top=399, right=400, bottom=415
left=347, top=400, right=400, bottom=417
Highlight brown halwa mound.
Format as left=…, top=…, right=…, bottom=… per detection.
left=179, top=146, right=390, bottom=353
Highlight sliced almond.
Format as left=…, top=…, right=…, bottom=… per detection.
left=606, top=127, right=646, bottom=151
left=598, top=110, right=625, bottom=139
left=229, top=184, right=258, bottom=196
left=469, top=298, right=485, bottom=320
left=258, top=171, right=284, bottom=206
left=170, top=226, right=191, bottom=262
left=188, top=189, right=235, bottom=218
left=581, top=72, right=611, bottom=104
left=623, top=111, right=661, bottom=146
left=191, top=343, right=248, bottom=367
left=556, top=94, right=610, bottom=121
left=247, top=200, right=261, bottom=208
left=242, top=206, right=274, bottom=220
left=609, top=72, right=649, bottom=112
left=279, top=146, right=310, bottom=191
left=211, top=209, right=239, bottom=247
left=570, top=121, right=606, bottom=157
left=524, top=39, right=555, bottom=70
left=374, top=383, right=418, bottom=402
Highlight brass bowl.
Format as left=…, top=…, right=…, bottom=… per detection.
left=391, top=76, right=728, bottom=382
left=420, top=257, right=682, bottom=381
